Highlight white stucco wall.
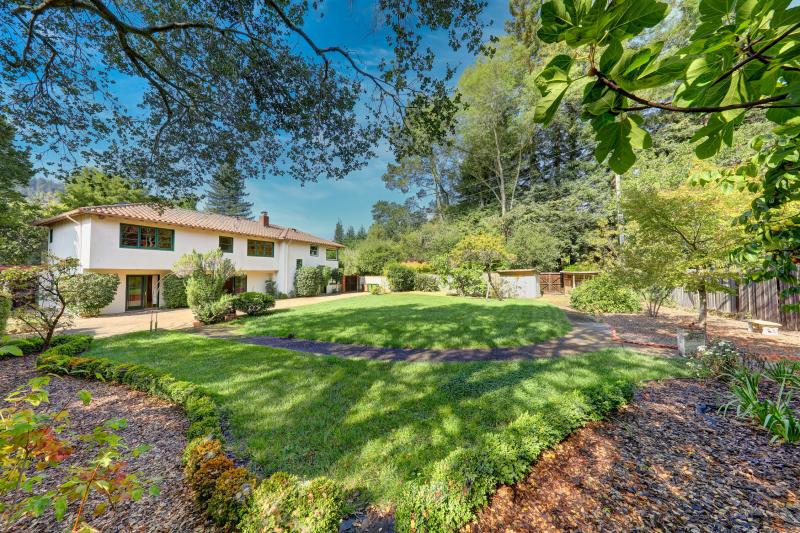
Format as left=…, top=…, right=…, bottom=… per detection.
left=48, top=217, right=90, bottom=268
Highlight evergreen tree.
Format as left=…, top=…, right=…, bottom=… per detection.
left=206, top=162, right=253, bottom=218
left=357, top=226, right=367, bottom=240
left=334, top=219, right=344, bottom=243
left=345, top=226, right=356, bottom=242
left=61, top=167, right=149, bottom=209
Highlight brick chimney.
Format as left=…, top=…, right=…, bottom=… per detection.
left=259, top=211, right=269, bottom=226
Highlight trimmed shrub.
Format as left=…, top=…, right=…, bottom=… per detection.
left=0, top=292, right=11, bottom=336
left=39, top=334, right=93, bottom=357
left=414, top=273, right=440, bottom=292
left=207, top=467, right=256, bottom=528
left=394, top=380, right=634, bottom=533
left=569, top=273, right=641, bottom=314
left=294, top=266, right=323, bottom=297
left=264, top=279, right=277, bottom=297
left=386, top=263, right=416, bottom=292
left=193, top=294, right=234, bottom=325
left=190, top=454, right=235, bottom=503
left=7, top=333, right=91, bottom=356
left=163, top=275, right=188, bottom=308
left=233, top=292, right=275, bottom=316
left=368, top=284, right=384, bottom=295
left=317, top=266, right=332, bottom=294
left=61, top=272, right=120, bottom=317
left=240, top=472, right=344, bottom=533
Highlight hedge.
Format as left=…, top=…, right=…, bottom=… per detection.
left=394, top=380, right=634, bottom=532
left=5, top=334, right=93, bottom=357
left=386, top=263, right=416, bottom=292
left=35, top=342, right=343, bottom=532
left=163, top=275, right=188, bottom=308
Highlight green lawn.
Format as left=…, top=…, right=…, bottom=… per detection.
left=85, top=331, right=689, bottom=507
left=235, top=293, right=572, bottom=349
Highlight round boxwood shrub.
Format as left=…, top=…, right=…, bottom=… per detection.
left=207, top=467, right=256, bottom=528
left=294, top=266, right=323, bottom=297
left=386, top=263, right=416, bottom=292
left=163, top=274, right=188, bottom=308
left=233, top=292, right=275, bottom=316
left=569, top=273, right=641, bottom=314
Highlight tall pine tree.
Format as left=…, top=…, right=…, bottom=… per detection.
left=334, top=219, right=344, bottom=243
left=206, top=162, right=253, bottom=218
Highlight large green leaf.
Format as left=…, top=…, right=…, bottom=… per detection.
left=604, top=1, right=670, bottom=43
left=538, top=0, right=593, bottom=43
left=594, top=115, right=652, bottom=173
left=534, top=55, right=574, bottom=124
left=699, top=0, right=736, bottom=21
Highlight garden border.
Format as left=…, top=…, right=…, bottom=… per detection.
left=34, top=338, right=344, bottom=531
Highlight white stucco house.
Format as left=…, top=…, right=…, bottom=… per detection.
left=34, top=203, right=344, bottom=314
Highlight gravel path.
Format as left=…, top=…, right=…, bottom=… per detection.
left=0, top=356, right=215, bottom=532
left=197, top=310, right=622, bottom=362
left=467, top=379, right=800, bottom=532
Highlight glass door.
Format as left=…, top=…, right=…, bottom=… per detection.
left=126, top=275, right=145, bottom=310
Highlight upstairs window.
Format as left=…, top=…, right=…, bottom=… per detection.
left=49, top=228, right=53, bottom=243
left=219, top=236, right=234, bottom=253
left=310, top=245, right=318, bottom=256
left=247, top=239, right=274, bottom=257
left=326, top=248, right=338, bottom=261
left=120, top=224, right=174, bottom=250
left=296, top=259, right=303, bottom=269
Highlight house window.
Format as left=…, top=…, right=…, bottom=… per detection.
left=326, top=248, right=338, bottom=261
left=296, top=259, right=303, bottom=269
left=224, top=274, right=248, bottom=295
left=219, top=236, right=234, bottom=253
left=247, top=239, right=274, bottom=257
left=119, top=224, right=174, bottom=250
left=310, top=245, right=318, bottom=256
left=49, top=228, right=53, bottom=243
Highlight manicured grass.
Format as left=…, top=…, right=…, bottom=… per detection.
left=235, top=293, right=572, bottom=349
left=85, top=331, right=690, bottom=507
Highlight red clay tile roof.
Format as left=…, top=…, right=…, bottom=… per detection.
left=33, top=203, right=344, bottom=248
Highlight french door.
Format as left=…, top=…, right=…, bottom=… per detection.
left=125, top=275, right=160, bottom=311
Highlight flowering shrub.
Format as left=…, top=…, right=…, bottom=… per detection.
left=690, top=340, right=740, bottom=377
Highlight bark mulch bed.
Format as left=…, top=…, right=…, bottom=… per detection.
left=0, top=355, right=216, bottom=532
left=467, top=379, right=800, bottom=533
left=602, top=306, right=800, bottom=360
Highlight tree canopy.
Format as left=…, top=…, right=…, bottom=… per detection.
left=531, top=0, right=800, bottom=292
left=2, top=1, right=490, bottom=196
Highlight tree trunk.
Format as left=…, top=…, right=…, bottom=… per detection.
left=697, top=285, right=708, bottom=330
left=486, top=268, right=503, bottom=301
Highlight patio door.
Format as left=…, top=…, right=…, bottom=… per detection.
left=126, top=275, right=160, bottom=311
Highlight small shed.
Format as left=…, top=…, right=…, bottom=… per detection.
left=495, top=269, right=541, bottom=299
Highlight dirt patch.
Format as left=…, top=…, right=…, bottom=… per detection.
left=467, top=379, right=800, bottom=532
left=0, top=356, right=215, bottom=532
left=602, top=306, right=800, bottom=360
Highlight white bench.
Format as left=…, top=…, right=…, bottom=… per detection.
left=745, top=319, right=782, bottom=336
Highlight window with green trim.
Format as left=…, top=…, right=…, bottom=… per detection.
left=310, top=245, right=318, bottom=256
left=119, top=224, right=174, bottom=250
left=247, top=239, right=274, bottom=257
left=219, top=236, right=234, bottom=253
left=326, top=248, right=338, bottom=260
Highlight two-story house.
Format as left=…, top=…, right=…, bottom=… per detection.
left=34, top=203, right=344, bottom=314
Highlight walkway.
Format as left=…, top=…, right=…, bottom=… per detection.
left=65, top=292, right=367, bottom=338
left=198, top=309, right=623, bottom=362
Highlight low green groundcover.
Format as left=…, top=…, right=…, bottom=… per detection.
left=235, top=293, right=573, bottom=349
left=84, top=331, right=689, bottom=516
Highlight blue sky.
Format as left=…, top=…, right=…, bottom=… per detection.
left=242, top=2, right=510, bottom=239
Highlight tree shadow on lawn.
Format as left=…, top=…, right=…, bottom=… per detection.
left=92, top=333, right=686, bottom=507
left=239, top=302, right=572, bottom=349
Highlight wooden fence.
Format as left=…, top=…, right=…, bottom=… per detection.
left=539, top=271, right=600, bottom=295
left=671, top=272, right=800, bottom=331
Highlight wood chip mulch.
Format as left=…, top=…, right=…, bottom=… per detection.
left=466, top=379, right=800, bottom=533
left=602, top=308, right=800, bottom=360
left=0, top=356, right=216, bottom=532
